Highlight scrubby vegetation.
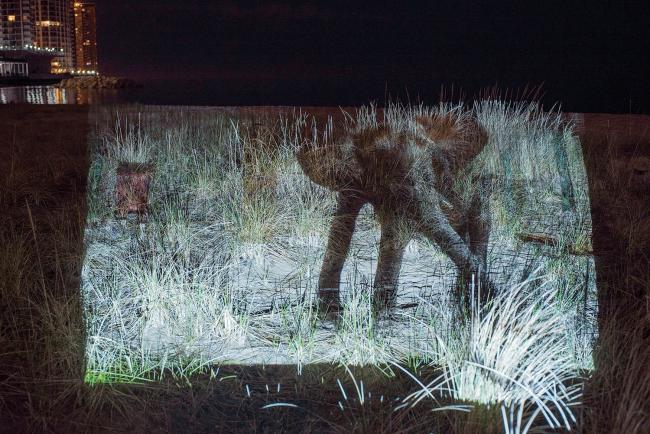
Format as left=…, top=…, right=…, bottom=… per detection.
left=78, top=101, right=594, bottom=431
left=5, top=103, right=646, bottom=433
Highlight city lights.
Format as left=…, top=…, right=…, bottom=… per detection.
left=37, top=20, right=62, bottom=27
left=0, top=0, right=97, bottom=75
left=23, top=43, right=64, bottom=53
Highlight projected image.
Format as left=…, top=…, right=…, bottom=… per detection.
left=82, top=103, right=595, bottom=410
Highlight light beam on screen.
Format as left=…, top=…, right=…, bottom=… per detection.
left=80, top=102, right=594, bottom=428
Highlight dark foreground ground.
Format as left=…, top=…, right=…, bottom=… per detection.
left=0, top=105, right=648, bottom=433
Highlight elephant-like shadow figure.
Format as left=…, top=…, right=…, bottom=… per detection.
left=297, top=110, right=495, bottom=315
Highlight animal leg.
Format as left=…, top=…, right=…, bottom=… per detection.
left=467, top=185, right=491, bottom=271
left=374, top=212, right=409, bottom=311
left=456, top=177, right=493, bottom=300
left=417, top=199, right=495, bottom=309
left=318, top=193, right=365, bottom=312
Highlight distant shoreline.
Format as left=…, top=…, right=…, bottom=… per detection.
left=0, top=82, right=646, bottom=114
left=0, top=77, right=63, bottom=87
left=0, top=75, right=138, bottom=90
left=56, top=75, right=140, bottom=90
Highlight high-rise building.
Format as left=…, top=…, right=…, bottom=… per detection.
left=32, top=0, right=74, bottom=72
left=73, top=1, right=96, bottom=72
left=1, top=0, right=95, bottom=74
left=0, top=0, right=34, bottom=50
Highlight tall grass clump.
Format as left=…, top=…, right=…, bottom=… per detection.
left=581, top=322, right=650, bottom=433
left=403, top=276, right=582, bottom=433
left=473, top=100, right=590, bottom=243
left=103, top=114, right=153, bottom=164
left=335, top=279, right=393, bottom=366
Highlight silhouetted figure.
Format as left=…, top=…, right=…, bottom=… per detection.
left=297, top=109, right=494, bottom=315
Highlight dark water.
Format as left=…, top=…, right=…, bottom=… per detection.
left=0, top=78, right=646, bottom=113
left=0, top=85, right=127, bottom=105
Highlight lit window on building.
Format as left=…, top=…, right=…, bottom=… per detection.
left=8, top=15, right=16, bottom=22
left=38, top=21, right=62, bottom=27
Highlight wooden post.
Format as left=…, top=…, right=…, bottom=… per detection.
left=115, top=162, right=153, bottom=218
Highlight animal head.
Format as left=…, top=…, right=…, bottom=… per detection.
left=413, top=111, right=489, bottom=175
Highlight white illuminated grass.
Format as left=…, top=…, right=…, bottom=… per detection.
left=400, top=277, right=581, bottom=433
left=82, top=102, right=596, bottom=430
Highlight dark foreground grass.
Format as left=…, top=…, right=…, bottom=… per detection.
left=577, top=114, right=650, bottom=433
left=0, top=105, right=648, bottom=433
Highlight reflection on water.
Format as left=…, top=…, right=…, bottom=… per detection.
left=0, top=85, right=126, bottom=105
left=2, top=80, right=640, bottom=113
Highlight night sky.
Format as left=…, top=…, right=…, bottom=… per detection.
left=94, top=1, right=649, bottom=112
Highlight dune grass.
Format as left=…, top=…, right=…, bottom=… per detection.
left=70, top=101, right=599, bottom=432
left=2, top=104, right=647, bottom=434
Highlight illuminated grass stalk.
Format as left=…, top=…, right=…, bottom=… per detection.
left=403, top=275, right=581, bottom=432
left=335, top=281, right=392, bottom=366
